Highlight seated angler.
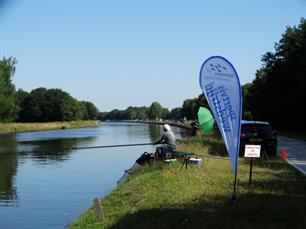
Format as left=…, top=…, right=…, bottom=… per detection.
left=154, top=124, right=176, bottom=160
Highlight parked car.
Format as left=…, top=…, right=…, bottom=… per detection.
left=240, top=120, right=277, bottom=157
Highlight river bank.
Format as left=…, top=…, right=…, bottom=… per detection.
left=69, top=134, right=306, bottom=229
left=0, top=120, right=99, bottom=134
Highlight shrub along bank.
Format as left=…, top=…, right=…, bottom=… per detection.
left=69, top=134, right=306, bottom=229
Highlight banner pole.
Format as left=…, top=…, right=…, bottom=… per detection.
left=232, top=168, right=238, bottom=205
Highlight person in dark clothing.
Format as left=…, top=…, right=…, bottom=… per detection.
left=191, top=120, right=200, bottom=136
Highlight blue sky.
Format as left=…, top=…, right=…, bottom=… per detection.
left=1, top=0, right=305, bottom=111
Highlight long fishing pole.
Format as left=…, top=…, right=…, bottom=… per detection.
left=71, top=143, right=154, bottom=150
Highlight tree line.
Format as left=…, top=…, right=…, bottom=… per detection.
left=242, top=18, right=306, bottom=132
left=99, top=95, right=209, bottom=122
left=101, top=19, right=306, bottom=133
left=0, top=58, right=99, bottom=122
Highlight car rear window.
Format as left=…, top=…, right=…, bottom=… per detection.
left=241, top=124, right=273, bottom=133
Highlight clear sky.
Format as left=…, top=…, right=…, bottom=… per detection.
left=0, top=0, right=305, bottom=111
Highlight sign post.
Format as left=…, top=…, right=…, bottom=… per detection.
left=249, top=158, right=254, bottom=187
left=244, top=145, right=261, bottom=188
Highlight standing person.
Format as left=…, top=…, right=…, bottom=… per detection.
left=154, top=124, right=176, bottom=160
left=191, top=119, right=200, bottom=136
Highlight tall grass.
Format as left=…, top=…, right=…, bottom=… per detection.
left=69, top=135, right=306, bottom=229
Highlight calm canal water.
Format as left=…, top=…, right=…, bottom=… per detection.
left=0, top=122, right=187, bottom=229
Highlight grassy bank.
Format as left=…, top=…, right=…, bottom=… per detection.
left=69, top=134, right=306, bottom=229
left=0, top=120, right=99, bottom=134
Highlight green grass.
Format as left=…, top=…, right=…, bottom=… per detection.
left=69, top=134, right=306, bottom=229
left=0, top=120, right=99, bottom=134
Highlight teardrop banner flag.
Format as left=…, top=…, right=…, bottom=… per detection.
left=199, top=56, right=242, bottom=201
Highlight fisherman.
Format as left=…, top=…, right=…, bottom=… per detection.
left=117, top=124, right=176, bottom=185
left=154, top=124, right=176, bottom=160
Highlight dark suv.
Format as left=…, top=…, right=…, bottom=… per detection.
left=240, top=120, right=277, bottom=156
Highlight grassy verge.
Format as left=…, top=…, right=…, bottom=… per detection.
left=69, top=134, right=306, bottom=229
left=0, top=120, right=99, bottom=134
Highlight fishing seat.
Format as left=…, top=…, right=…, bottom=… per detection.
left=155, top=145, right=175, bottom=161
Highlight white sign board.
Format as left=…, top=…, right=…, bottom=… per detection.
left=244, top=145, right=261, bottom=158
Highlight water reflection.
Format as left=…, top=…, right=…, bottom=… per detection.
left=19, top=137, right=96, bottom=164
left=0, top=123, right=188, bottom=228
left=0, top=135, right=19, bottom=206
left=0, top=153, right=18, bottom=206
left=0, top=134, right=97, bottom=207
left=148, top=124, right=163, bottom=143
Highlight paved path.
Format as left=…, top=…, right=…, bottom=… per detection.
left=278, top=136, right=306, bottom=175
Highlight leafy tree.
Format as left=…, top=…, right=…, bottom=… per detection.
left=242, top=83, right=253, bottom=120
left=179, top=94, right=210, bottom=121
left=135, top=107, right=147, bottom=120
left=169, top=107, right=182, bottom=120
left=50, top=89, right=82, bottom=121
left=104, top=109, right=122, bottom=120
left=125, top=106, right=137, bottom=120
left=80, top=101, right=99, bottom=120
left=195, top=94, right=209, bottom=110
left=246, top=18, right=306, bottom=131
left=19, top=88, right=88, bottom=122
left=100, top=94, right=210, bottom=122
left=16, top=89, right=29, bottom=104
left=162, top=108, right=170, bottom=120
left=19, top=87, right=47, bottom=122
left=97, top=112, right=107, bottom=120
left=0, top=57, right=99, bottom=123
left=181, top=99, right=197, bottom=120
left=147, top=102, right=163, bottom=120
left=0, top=57, right=19, bottom=122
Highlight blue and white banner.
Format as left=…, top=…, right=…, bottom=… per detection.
left=199, top=56, right=242, bottom=173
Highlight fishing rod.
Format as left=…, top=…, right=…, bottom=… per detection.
left=71, top=144, right=236, bottom=162
left=71, top=143, right=155, bottom=150
left=177, top=152, right=241, bottom=161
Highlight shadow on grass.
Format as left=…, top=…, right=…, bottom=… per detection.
left=239, top=163, right=306, bottom=196
left=108, top=192, right=306, bottom=229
